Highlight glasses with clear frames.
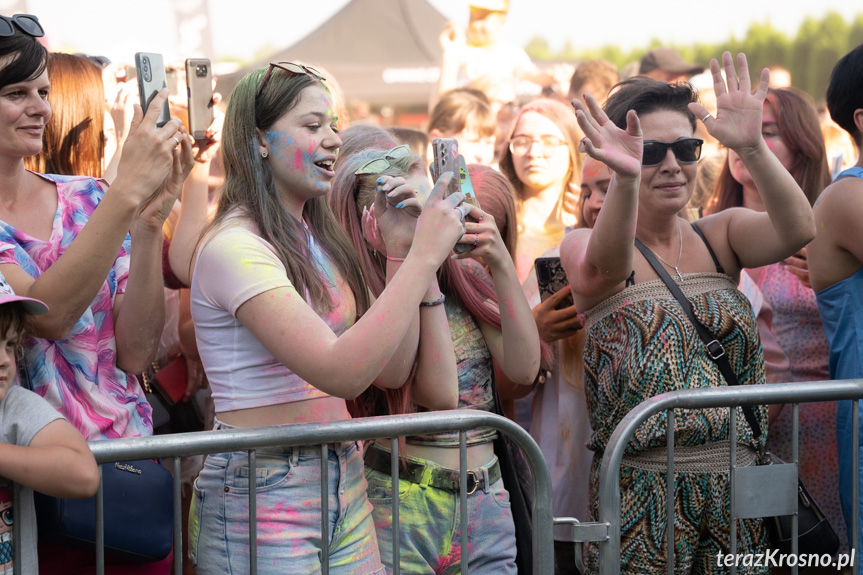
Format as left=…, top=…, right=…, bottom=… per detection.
left=354, top=145, right=414, bottom=175
left=508, top=135, right=566, bottom=157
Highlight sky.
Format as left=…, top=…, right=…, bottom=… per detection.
left=16, top=0, right=863, bottom=67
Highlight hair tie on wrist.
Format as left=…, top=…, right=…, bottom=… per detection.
left=419, top=294, right=446, bottom=307
left=386, top=255, right=405, bottom=262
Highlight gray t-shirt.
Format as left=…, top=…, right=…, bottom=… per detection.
left=0, top=385, right=64, bottom=574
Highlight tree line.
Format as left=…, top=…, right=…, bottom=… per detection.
left=526, top=11, right=863, bottom=102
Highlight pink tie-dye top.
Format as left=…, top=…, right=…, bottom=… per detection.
left=0, top=174, right=152, bottom=441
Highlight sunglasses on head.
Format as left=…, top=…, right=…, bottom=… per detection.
left=257, top=61, right=326, bottom=98
left=354, top=145, right=413, bottom=176
left=0, top=14, right=44, bottom=38
left=642, top=138, right=703, bottom=166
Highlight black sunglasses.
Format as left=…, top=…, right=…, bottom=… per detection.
left=0, top=14, right=44, bottom=38
left=257, top=61, right=326, bottom=98
left=642, top=138, right=703, bottom=166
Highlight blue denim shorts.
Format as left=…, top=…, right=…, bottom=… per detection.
left=189, top=421, right=383, bottom=574
left=365, top=450, right=517, bottom=575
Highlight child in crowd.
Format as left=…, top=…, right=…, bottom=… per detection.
left=0, top=275, right=99, bottom=574
left=428, top=88, right=498, bottom=167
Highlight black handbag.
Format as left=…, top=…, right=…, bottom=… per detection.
left=35, top=458, right=174, bottom=562
left=635, top=234, right=840, bottom=559
left=490, top=374, right=534, bottom=575
left=18, top=355, right=175, bottom=562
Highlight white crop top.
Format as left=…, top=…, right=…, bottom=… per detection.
left=191, top=216, right=356, bottom=412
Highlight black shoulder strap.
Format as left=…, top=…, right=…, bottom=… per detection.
left=690, top=222, right=724, bottom=274
left=634, top=238, right=763, bottom=442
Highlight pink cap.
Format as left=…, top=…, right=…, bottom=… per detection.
left=0, top=276, right=48, bottom=315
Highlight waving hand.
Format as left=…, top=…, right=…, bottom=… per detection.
left=689, top=52, right=769, bottom=152
left=571, top=93, right=642, bottom=180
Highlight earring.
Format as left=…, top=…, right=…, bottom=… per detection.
left=261, top=150, right=268, bottom=159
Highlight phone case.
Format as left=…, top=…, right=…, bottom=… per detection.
left=457, top=155, right=481, bottom=209
left=134, top=52, right=171, bottom=128
left=535, top=257, right=574, bottom=309
left=431, top=138, right=462, bottom=198
left=185, top=58, right=214, bottom=140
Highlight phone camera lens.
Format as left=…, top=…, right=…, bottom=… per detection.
left=142, top=57, right=152, bottom=82
left=196, top=64, right=207, bottom=77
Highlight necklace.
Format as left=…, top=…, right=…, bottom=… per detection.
left=648, top=218, right=684, bottom=281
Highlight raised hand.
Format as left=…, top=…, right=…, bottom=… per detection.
left=689, top=52, right=769, bottom=152
left=371, top=174, right=424, bottom=258
left=410, top=172, right=466, bottom=266
left=136, top=123, right=194, bottom=230
left=532, top=286, right=584, bottom=343
left=453, top=204, right=511, bottom=271
left=113, top=89, right=188, bottom=206
left=571, top=92, right=642, bottom=180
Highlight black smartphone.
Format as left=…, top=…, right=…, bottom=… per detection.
left=535, top=257, right=574, bottom=309
left=134, top=52, right=171, bottom=128
left=185, top=58, right=214, bottom=140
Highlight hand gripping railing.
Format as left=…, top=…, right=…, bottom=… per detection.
left=41, top=410, right=554, bottom=575
left=567, top=379, right=863, bottom=575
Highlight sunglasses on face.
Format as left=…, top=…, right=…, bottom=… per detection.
left=0, top=14, right=44, bottom=38
left=354, top=145, right=413, bottom=175
left=257, top=61, right=326, bottom=98
left=642, top=138, right=703, bottom=166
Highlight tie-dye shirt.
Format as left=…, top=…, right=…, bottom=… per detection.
left=0, top=174, right=151, bottom=441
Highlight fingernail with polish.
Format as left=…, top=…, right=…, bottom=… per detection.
left=395, top=202, right=405, bottom=209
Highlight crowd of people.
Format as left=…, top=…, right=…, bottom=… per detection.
left=1, top=2, right=863, bottom=574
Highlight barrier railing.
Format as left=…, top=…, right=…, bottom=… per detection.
left=567, top=379, right=863, bottom=575
left=13, top=410, right=553, bottom=575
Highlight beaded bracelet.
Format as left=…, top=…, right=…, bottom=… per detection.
left=419, top=294, right=446, bottom=307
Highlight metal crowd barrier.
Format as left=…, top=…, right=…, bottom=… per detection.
left=566, top=379, right=863, bottom=575
left=11, top=410, right=553, bottom=575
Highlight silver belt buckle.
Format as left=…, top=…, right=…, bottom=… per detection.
left=465, top=470, right=479, bottom=495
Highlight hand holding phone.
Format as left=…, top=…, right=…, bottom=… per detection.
left=135, top=52, right=171, bottom=128
left=535, top=257, right=574, bottom=310
left=185, top=58, right=214, bottom=140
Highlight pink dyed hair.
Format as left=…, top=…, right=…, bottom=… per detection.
left=329, top=142, right=504, bottom=418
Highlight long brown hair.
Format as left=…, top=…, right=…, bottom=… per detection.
left=498, top=98, right=583, bottom=226
left=705, top=88, right=830, bottom=214
left=25, top=53, right=104, bottom=177
left=202, top=66, right=369, bottom=315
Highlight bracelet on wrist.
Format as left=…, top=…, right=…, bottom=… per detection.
left=386, top=255, right=405, bottom=262
left=419, top=294, right=446, bottom=307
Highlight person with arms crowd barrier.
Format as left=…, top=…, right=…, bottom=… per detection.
left=188, top=61, right=468, bottom=574
left=0, top=14, right=194, bottom=573
left=562, top=53, right=815, bottom=573
left=329, top=133, right=540, bottom=573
